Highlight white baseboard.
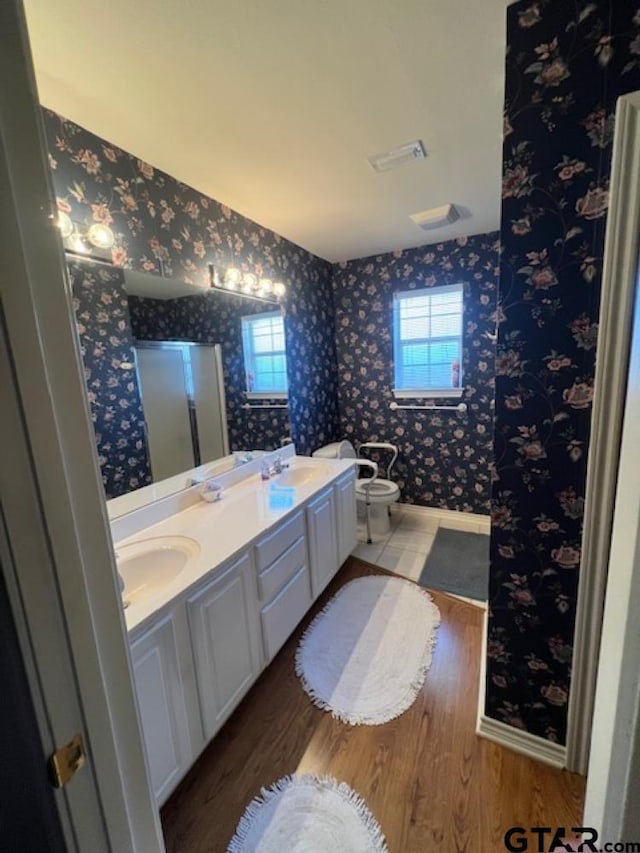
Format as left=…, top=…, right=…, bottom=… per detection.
left=399, top=502, right=491, bottom=535
left=476, top=714, right=567, bottom=769
left=475, top=604, right=566, bottom=768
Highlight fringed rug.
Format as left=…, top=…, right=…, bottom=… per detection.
left=295, top=576, right=440, bottom=725
left=228, top=774, right=388, bottom=852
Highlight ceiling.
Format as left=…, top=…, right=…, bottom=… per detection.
left=24, top=0, right=509, bottom=263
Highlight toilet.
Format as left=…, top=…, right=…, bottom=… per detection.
left=312, top=440, right=400, bottom=542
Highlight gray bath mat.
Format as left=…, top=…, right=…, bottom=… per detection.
left=418, top=528, right=489, bottom=601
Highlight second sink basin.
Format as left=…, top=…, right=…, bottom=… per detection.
left=116, top=535, right=200, bottom=606
left=276, top=464, right=331, bottom=487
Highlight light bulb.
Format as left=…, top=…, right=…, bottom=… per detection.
left=273, top=282, right=286, bottom=298
left=57, top=211, right=73, bottom=239
left=225, top=267, right=242, bottom=287
left=87, top=223, right=115, bottom=249
left=259, top=278, right=273, bottom=295
left=242, top=272, right=258, bottom=292
left=71, top=234, right=88, bottom=254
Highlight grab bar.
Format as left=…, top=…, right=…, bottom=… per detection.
left=390, top=402, right=467, bottom=413
left=242, top=402, right=289, bottom=409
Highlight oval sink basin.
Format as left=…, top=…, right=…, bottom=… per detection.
left=276, top=464, right=331, bottom=487
left=116, top=535, right=200, bottom=606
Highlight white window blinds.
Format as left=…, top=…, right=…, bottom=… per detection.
left=393, top=284, right=463, bottom=394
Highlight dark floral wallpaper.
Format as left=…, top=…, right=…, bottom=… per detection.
left=68, top=260, right=152, bottom=498
left=128, top=292, right=291, bottom=452
left=42, top=108, right=341, bottom=474
left=333, top=234, right=499, bottom=514
left=486, top=0, right=640, bottom=745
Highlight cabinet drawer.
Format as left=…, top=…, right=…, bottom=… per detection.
left=261, top=565, right=311, bottom=662
left=255, top=510, right=304, bottom=572
left=258, top=536, right=306, bottom=602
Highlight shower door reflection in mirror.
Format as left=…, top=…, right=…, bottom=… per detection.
left=134, top=342, right=228, bottom=483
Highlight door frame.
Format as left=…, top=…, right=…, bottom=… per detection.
left=583, top=186, right=640, bottom=840
left=566, top=91, right=640, bottom=774
left=1, top=2, right=163, bottom=849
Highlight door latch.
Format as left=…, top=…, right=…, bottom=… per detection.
left=48, top=732, right=86, bottom=788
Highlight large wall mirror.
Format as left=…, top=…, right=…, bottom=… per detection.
left=68, top=259, right=291, bottom=513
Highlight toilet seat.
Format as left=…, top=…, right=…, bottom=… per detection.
left=355, top=478, right=400, bottom=503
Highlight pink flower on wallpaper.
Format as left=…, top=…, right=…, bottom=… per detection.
left=556, top=157, right=587, bottom=180
left=569, top=314, right=598, bottom=350
left=502, top=164, right=534, bottom=199
left=56, top=197, right=72, bottom=213
left=137, top=159, right=154, bottom=179
left=582, top=107, right=615, bottom=149
left=518, top=3, right=541, bottom=28
left=74, top=148, right=101, bottom=175
left=496, top=350, right=525, bottom=377
left=111, top=247, right=128, bottom=266
left=541, top=684, right=568, bottom=706
left=492, top=505, right=513, bottom=528
left=91, top=203, right=113, bottom=225
left=536, top=519, right=560, bottom=532
left=539, top=58, right=570, bottom=86
left=563, top=380, right=594, bottom=409
left=575, top=182, right=609, bottom=219
left=529, top=266, right=558, bottom=289
left=511, top=216, right=531, bottom=235
left=519, top=440, right=547, bottom=460
left=551, top=546, right=580, bottom=569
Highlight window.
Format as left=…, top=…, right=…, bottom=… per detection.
left=241, top=311, right=288, bottom=397
left=392, top=283, right=463, bottom=397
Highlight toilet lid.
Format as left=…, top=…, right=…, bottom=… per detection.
left=355, top=478, right=400, bottom=503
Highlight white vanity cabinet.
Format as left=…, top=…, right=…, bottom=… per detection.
left=255, top=510, right=312, bottom=663
left=306, top=487, right=340, bottom=598
left=129, top=610, right=201, bottom=805
left=187, top=551, right=262, bottom=741
left=124, top=457, right=358, bottom=807
left=334, top=469, right=357, bottom=566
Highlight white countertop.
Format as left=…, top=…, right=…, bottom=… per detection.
left=116, top=455, right=355, bottom=636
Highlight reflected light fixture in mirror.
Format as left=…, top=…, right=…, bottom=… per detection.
left=207, top=263, right=285, bottom=304
left=57, top=211, right=115, bottom=257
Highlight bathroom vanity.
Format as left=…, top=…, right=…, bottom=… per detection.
left=114, top=450, right=356, bottom=806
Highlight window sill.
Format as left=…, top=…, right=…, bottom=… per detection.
left=393, top=388, right=464, bottom=400
left=245, top=392, right=289, bottom=400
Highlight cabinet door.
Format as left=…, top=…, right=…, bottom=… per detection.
left=130, top=613, right=193, bottom=806
left=187, top=553, right=261, bottom=741
left=335, top=471, right=357, bottom=565
left=306, top=487, right=339, bottom=598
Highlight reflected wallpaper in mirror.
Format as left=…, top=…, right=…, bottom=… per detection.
left=68, top=258, right=292, bottom=499
left=44, top=105, right=341, bottom=504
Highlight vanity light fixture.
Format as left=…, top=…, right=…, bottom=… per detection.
left=208, top=263, right=286, bottom=303
left=57, top=213, right=116, bottom=255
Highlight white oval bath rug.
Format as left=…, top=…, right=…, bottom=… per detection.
left=227, top=774, right=388, bottom=853
left=296, top=576, right=441, bottom=725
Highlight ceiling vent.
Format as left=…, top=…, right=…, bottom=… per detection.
left=410, top=204, right=460, bottom=231
left=368, top=140, right=427, bottom=173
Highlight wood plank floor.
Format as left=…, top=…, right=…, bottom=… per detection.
left=161, top=559, right=585, bottom=852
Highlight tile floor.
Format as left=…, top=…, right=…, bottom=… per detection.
left=353, top=505, right=487, bottom=609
